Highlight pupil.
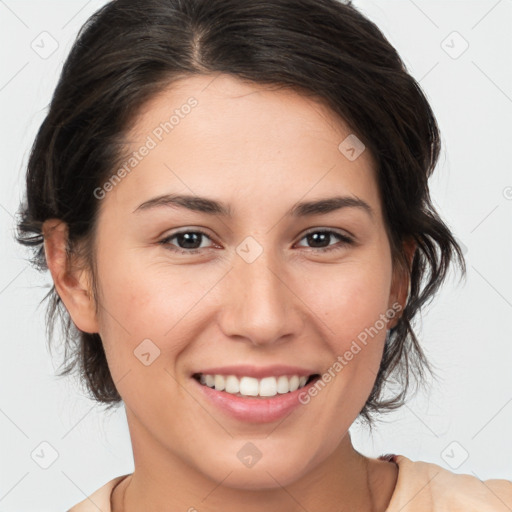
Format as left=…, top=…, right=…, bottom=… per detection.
left=308, top=232, right=329, bottom=248
left=178, top=232, right=201, bottom=249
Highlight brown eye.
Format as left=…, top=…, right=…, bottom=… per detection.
left=159, top=230, right=214, bottom=254
left=296, top=230, right=354, bottom=253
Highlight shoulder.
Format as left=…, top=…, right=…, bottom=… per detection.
left=384, top=454, right=512, bottom=512
left=67, top=474, right=131, bottom=512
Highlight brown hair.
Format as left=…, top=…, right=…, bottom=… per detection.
left=15, top=0, right=466, bottom=428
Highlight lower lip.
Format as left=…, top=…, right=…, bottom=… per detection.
left=192, top=376, right=320, bottom=423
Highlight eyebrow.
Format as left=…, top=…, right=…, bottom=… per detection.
left=132, top=194, right=374, bottom=219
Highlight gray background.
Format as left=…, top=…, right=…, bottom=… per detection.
left=1, top=1, right=511, bottom=510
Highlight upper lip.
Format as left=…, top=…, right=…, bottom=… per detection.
left=192, top=365, right=320, bottom=379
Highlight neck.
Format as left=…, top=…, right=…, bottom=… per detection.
left=113, top=408, right=396, bottom=512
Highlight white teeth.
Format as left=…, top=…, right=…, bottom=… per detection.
left=225, top=375, right=240, bottom=394
left=197, top=373, right=312, bottom=397
left=259, top=376, right=277, bottom=397
left=214, top=375, right=225, bottom=391
left=239, top=376, right=259, bottom=396
left=289, top=375, right=300, bottom=392
left=277, top=375, right=290, bottom=393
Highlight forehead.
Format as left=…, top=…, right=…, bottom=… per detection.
left=129, top=74, right=365, bottom=153
left=105, top=73, right=381, bottom=219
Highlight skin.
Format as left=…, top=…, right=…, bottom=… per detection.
left=43, top=73, right=414, bottom=511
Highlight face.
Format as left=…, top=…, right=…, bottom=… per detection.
left=61, top=74, right=406, bottom=488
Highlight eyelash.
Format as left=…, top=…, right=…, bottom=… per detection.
left=158, top=229, right=355, bottom=255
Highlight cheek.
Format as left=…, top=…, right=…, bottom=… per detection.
left=94, top=261, right=194, bottom=410
left=95, top=240, right=198, bottom=333
left=312, top=257, right=393, bottom=344
left=291, top=258, right=393, bottom=434
left=93, top=248, right=223, bottom=395
left=306, top=252, right=393, bottom=394
left=92, top=247, right=181, bottom=362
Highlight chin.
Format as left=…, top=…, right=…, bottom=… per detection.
left=197, top=451, right=313, bottom=490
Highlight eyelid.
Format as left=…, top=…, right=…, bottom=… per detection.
left=159, top=226, right=356, bottom=256
left=159, top=228, right=216, bottom=250
left=294, top=228, right=355, bottom=253
left=299, top=227, right=354, bottom=241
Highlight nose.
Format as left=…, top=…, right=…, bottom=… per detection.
left=218, top=247, right=303, bottom=347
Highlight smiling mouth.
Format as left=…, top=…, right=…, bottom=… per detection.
left=192, top=373, right=321, bottom=399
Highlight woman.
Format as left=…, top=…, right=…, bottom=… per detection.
left=15, top=0, right=512, bottom=510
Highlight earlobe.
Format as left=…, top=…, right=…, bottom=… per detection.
left=42, top=219, right=99, bottom=334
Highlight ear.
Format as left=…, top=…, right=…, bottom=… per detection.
left=42, top=219, right=99, bottom=334
left=387, top=238, right=416, bottom=329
